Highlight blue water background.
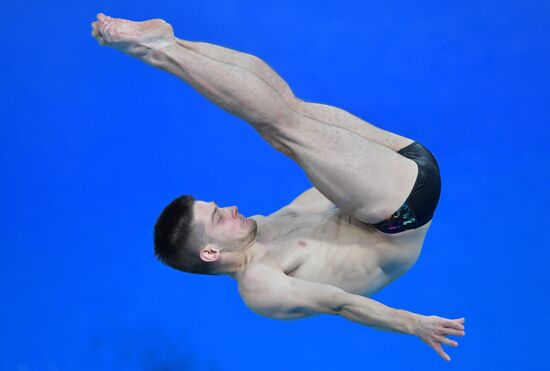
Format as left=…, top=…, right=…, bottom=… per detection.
left=1, top=1, right=548, bottom=370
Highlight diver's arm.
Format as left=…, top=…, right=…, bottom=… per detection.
left=341, top=296, right=466, bottom=361
left=239, top=263, right=417, bottom=334
left=339, top=294, right=419, bottom=334
left=239, top=264, right=466, bottom=361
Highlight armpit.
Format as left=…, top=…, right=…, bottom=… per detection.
left=237, top=264, right=346, bottom=320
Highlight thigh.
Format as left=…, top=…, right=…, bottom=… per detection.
left=275, top=108, right=419, bottom=224
left=294, top=99, right=415, bottom=152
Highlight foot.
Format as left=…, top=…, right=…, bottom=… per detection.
left=91, top=13, right=176, bottom=61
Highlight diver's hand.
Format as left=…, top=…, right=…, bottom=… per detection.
left=415, top=315, right=465, bottom=361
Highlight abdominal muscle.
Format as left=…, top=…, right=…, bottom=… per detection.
left=251, top=207, right=430, bottom=297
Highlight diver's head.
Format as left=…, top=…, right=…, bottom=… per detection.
left=153, top=195, right=258, bottom=275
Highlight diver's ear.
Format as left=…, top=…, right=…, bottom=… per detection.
left=199, top=243, right=221, bottom=263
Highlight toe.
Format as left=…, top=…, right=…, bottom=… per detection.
left=98, top=20, right=105, bottom=34
left=91, top=30, right=105, bottom=45
left=91, top=21, right=99, bottom=36
left=102, top=24, right=112, bottom=43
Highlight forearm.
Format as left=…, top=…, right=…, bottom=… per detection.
left=153, top=38, right=295, bottom=131
left=338, top=292, right=421, bottom=335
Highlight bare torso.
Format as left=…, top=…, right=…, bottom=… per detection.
left=244, top=203, right=431, bottom=297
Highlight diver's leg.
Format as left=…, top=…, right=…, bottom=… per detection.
left=173, top=39, right=414, bottom=152
left=276, top=111, right=418, bottom=223
left=291, top=100, right=414, bottom=152
left=92, top=14, right=417, bottom=223
left=92, top=14, right=412, bottom=152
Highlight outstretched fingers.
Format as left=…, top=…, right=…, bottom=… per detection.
left=444, top=318, right=466, bottom=335
left=433, top=343, right=452, bottom=362
left=446, top=328, right=465, bottom=336
left=438, top=335, right=459, bottom=347
left=417, top=315, right=466, bottom=362
left=436, top=318, right=466, bottom=360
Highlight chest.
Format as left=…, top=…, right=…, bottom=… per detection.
left=259, top=208, right=425, bottom=295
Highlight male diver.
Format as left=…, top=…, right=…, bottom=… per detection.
left=91, top=13, right=466, bottom=362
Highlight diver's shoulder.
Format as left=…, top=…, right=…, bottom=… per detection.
left=238, top=260, right=285, bottom=288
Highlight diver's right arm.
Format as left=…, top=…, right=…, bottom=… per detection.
left=238, top=264, right=465, bottom=361
left=239, top=264, right=417, bottom=333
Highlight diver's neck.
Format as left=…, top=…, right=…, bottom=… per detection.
left=225, top=217, right=273, bottom=280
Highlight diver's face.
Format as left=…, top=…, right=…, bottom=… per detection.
left=193, top=200, right=256, bottom=245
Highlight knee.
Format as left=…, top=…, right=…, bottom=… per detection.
left=256, top=128, right=296, bottom=158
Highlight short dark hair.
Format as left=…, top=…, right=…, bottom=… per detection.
left=153, top=194, right=220, bottom=275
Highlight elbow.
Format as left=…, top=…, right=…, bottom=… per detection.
left=331, top=290, right=355, bottom=314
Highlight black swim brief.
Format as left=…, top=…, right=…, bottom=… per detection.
left=373, top=141, right=441, bottom=234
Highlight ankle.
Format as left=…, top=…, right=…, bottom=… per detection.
left=139, top=41, right=177, bottom=67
